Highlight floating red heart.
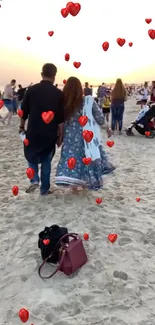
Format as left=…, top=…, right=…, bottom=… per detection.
left=106, top=140, right=114, bottom=147
left=128, top=42, right=133, bottom=47
left=73, top=61, right=81, bottom=68
left=19, top=308, right=29, bottom=323
left=145, top=18, right=152, bottom=24
left=82, top=157, right=92, bottom=165
left=96, top=198, right=102, bottom=204
left=82, top=130, right=94, bottom=142
left=17, top=109, right=23, bottom=118
left=102, top=41, right=109, bottom=51
left=41, top=111, right=54, bottom=124
left=26, top=168, right=35, bottom=180
left=65, top=53, right=70, bottom=61
left=136, top=197, right=140, bottom=202
left=108, top=233, right=118, bottom=243
left=145, top=131, right=151, bottom=136
left=78, top=115, right=88, bottom=126
left=61, top=7, right=69, bottom=18
left=66, top=2, right=74, bottom=9
left=26, top=36, right=31, bottom=41
left=48, top=31, right=54, bottom=37
left=117, top=38, right=126, bottom=46
left=68, top=157, right=76, bottom=169
left=23, top=138, right=29, bottom=146
left=0, top=100, right=4, bottom=109
left=43, top=239, right=50, bottom=245
left=83, top=233, right=89, bottom=240
left=68, top=2, right=81, bottom=16
left=63, top=79, right=67, bottom=85
left=148, top=29, right=155, bottom=39
left=12, top=186, right=19, bottom=196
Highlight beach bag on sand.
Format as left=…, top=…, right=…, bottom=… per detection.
left=38, top=225, right=68, bottom=264
left=38, top=233, right=88, bottom=279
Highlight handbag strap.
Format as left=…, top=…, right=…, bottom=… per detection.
left=38, top=233, right=78, bottom=279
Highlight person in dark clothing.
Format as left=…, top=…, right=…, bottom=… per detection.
left=111, top=79, right=127, bottom=134
left=83, top=82, right=92, bottom=96
left=19, top=63, right=64, bottom=195
left=17, top=83, right=33, bottom=108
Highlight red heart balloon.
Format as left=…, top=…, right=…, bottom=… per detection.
left=102, top=41, right=109, bottom=51
left=108, top=234, right=118, bottom=243
left=106, top=140, right=114, bottom=147
left=96, top=198, right=102, bottom=204
left=117, top=38, right=126, bottom=46
left=148, top=29, right=155, bottom=39
left=83, top=233, right=89, bottom=240
left=145, top=131, right=151, bottom=137
left=23, top=138, right=29, bottom=146
left=82, top=157, right=92, bottom=165
left=66, top=2, right=74, bottom=9
left=19, top=308, right=29, bottom=323
left=65, top=53, right=70, bottom=61
left=78, top=115, right=88, bottom=126
left=43, top=239, right=50, bottom=245
left=61, top=7, right=69, bottom=18
left=68, top=2, right=81, bottom=16
left=12, top=186, right=19, bottom=196
left=41, top=111, right=54, bottom=124
left=17, top=109, right=23, bottom=118
left=48, top=31, right=54, bottom=37
left=82, top=130, right=94, bottom=142
left=128, top=42, right=133, bottom=47
left=68, top=157, right=76, bottom=169
left=0, top=100, right=4, bottom=109
left=63, top=79, right=67, bottom=84
left=145, top=18, right=152, bottom=24
left=136, top=197, right=140, bottom=202
left=73, top=61, right=81, bottom=68
left=26, top=168, right=35, bottom=180
left=26, top=36, right=31, bottom=41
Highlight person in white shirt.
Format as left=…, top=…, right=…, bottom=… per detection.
left=0, top=79, right=16, bottom=125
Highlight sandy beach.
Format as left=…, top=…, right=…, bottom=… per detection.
left=1, top=98, right=155, bottom=325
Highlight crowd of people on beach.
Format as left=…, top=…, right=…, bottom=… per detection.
left=0, top=65, right=155, bottom=195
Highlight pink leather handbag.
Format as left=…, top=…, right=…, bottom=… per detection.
left=38, top=233, right=88, bottom=279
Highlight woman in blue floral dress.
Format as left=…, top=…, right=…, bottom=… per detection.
left=55, top=77, right=115, bottom=191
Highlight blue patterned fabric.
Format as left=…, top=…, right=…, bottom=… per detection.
left=55, top=100, right=115, bottom=190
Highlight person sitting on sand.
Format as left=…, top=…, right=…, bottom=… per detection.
left=111, top=78, right=127, bottom=135
left=19, top=63, right=64, bottom=195
left=55, top=76, right=115, bottom=192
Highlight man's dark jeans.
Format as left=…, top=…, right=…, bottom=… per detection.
left=111, top=103, right=125, bottom=131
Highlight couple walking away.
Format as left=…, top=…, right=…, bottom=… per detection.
left=19, top=63, right=115, bottom=195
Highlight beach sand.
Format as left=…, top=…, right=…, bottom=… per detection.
left=1, top=99, right=155, bottom=325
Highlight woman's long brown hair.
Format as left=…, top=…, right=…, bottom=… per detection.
left=111, top=78, right=126, bottom=100
left=63, top=77, right=83, bottom=120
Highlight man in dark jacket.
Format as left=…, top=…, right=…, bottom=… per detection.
left=19, top=63, right=64, bottom=195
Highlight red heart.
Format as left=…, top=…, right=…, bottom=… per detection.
left=82, top=130, right=94, bottom=142
left=41, top=111, right=55, bottom=124
left=43, top=239, right=50, bottom=245
left=19, top=308, right=29, bottom=323
left=23, top=138, right=29, bottom=146
left=83, top=233, right=89, bottom=241
left=78, top=115, right=88, bottom=126
left=145, top=131, right=151, bottom=137
left=73, top=61, right=81, bottom=69
left=65, top=53, right=70, bottom=61
left=0, top=100, right=4, bottom=109
left=48, top=31, right=54, bottom=37
left=26, top=168, right=35, bottom=180
left=17, top=109, right=23, bottom=118
left=128, top=42, right=133, bottom=47
left=106, top=140, right=114, bottom=147
left=117, top=38, right=126, bottom=46
left=108, top=234, right=118, bottom=243
left=61, top=7, right=69, bottom=18
left=136, top=197, right=140, bottom=202
left=102, top=41, right=109, bottom=51
left=68, top=2, right=81, bottom=16
left=82, top=157, right=92, bottom=165
left=26, top=36, right=31, bottom=41
left=66, top=2, right=74, bottom=9
left=145, top=18, right=152, bottom=24
left=12, top=186, right=19, bottom=196
left=68, top=157, right=76, bottom=169
left=63, top=79, right=67, bottom=85
left=148, top=29, right=155, bottom=40
left=96, top=198, right=102, bottom=204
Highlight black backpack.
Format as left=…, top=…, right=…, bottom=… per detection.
left=38, top=225, right=68, bottom=264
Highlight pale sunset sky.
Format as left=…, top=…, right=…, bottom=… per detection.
left=0, top=0, right=155, bottom=86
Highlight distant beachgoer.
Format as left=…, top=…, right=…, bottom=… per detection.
left=97, top=82, right=108, bottom=107
left=12, top=86, right=18, bottom=114
left=0, top=79, right=16, bottom=125
left=55, top=77, right=114, bottom=192
left=17, top=83, right=32, bottom=109
left=150, top=81, right=155, bottom=102
left=102, top=90, right=111, bottom=123
left=83, top=82, right=92, bottom=96
left=139, top=82, right=149, bottom=101
left=111, top=78, right=127, bottom=135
